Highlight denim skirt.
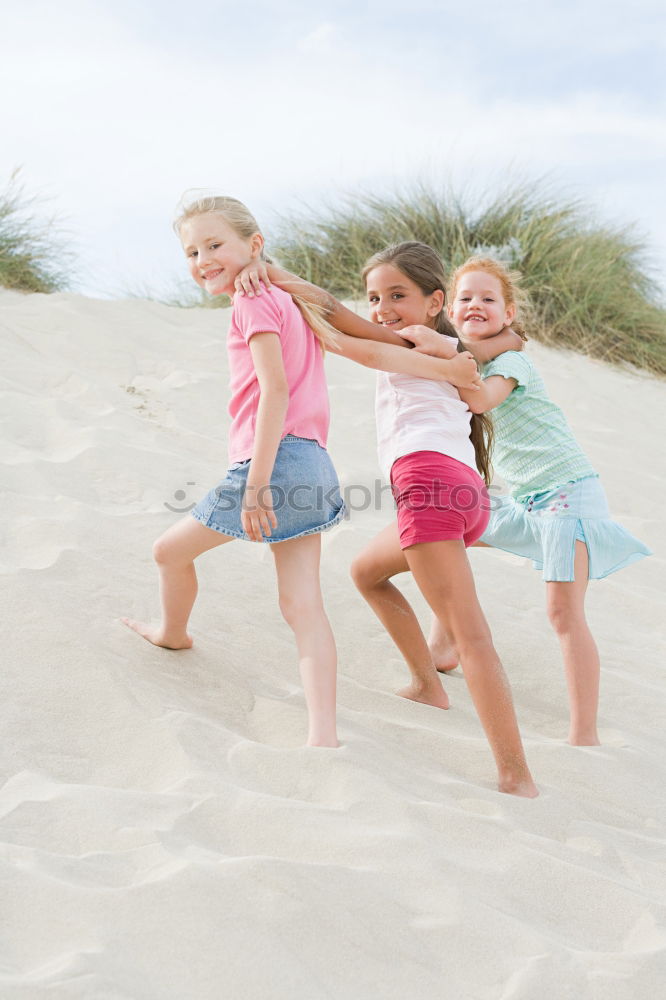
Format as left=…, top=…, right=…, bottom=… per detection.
left=481, top=475, right=651, bottom=581
left=191, top=434, right=346, bottom=543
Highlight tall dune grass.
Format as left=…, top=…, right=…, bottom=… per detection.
left=271, top=182, right=666, bottom=376
left=0, top=171, right=71, bottom=293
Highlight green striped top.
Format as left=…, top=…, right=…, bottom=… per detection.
left=482, top=351, right=596, bottom=499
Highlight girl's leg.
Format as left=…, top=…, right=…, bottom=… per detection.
left=405, top=539, right=537, bottom=797
left=123, top=516, right=234, bottom=648
left=546, top=540, right=600, bottom=746
left=428, top=618, right=459, bottom=673
left=350, top=523, right=449, bottom=710
left=428, top=540, right=490, bottom=672
left=272, top=533, right=339, bottom=747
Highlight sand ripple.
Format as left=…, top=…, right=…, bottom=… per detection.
left=1, top=293, right=664, bottom=999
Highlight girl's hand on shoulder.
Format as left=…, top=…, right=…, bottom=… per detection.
left=446, top=351, right=482, bottom=390
left=462, top=325, right=524, bottom=362
left=234, top=261, right=272, bottom=298
left=242, top=485, right=278, bottom=541
left=503, top=327, right=524, bottom=352
left=396, top=326, right=458, bottom=359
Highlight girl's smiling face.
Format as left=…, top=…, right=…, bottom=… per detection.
left=449, top=270, right=515, bottom=339
left=366, top=263, right=444, bottom=331
left=180, top=213, right=263, bottom=297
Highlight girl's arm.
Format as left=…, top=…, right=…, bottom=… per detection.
left=334, top=331, right=481, bottom=389
left=391, top=326, right=522, bottom=411
left=462, top=327, right=524, bottom=362
left=236, top=262, right=478, bottom=388
left=243, top=332, right=290, bottom=541
left=235, top=261, right=407, bottom=347
left=458, top=375, right=516, bottom=414
left=397, top=325, right=524, bottom=361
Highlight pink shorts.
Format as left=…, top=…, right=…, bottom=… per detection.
left=390, top=451, right=490, bottom=549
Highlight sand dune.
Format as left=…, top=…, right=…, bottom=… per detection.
left=1, top=289, right=664, bottom=999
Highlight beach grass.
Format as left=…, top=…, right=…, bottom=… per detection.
left=270, top=181, right=666, bottom=376
left=124, top=280, right=231, bottom=309
left=162, top=287, right=231, bottom=309
left=0, top=170, right=72, bottom=293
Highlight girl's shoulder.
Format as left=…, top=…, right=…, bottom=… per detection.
left=232, top=283, right=288, bottom=329
left=488, top=348, right=533, bottom=365
left=387, top=370, right=460, bottom=399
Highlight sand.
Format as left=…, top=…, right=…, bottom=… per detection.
left=1, top=289, right=665, bottom=999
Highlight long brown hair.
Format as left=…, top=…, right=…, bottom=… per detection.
left=362, top=242, right=494, bottom=485
left=174, top=194, right=339, bottom=351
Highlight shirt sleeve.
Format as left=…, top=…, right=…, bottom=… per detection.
left=482, top=351, right=531, bottom=393
left=232, top=285, right=284, bottom=344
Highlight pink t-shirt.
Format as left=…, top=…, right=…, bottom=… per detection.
left=227, top=285, right=330, bottom=464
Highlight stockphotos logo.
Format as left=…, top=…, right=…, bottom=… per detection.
left=165, top=480, right=501, bottom=515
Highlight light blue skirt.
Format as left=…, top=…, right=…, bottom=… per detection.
left=481, top=476, right=651, bottom=581
left=191, top=434, right=346, bottom=543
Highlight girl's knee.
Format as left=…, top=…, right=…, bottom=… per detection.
left=547, top=600, right=583, bottom=635
left=350, top=554, right=383, bottom=592
left=455, top=626, right=493, bottom=659
left=153, top=534, right=179, bottom=567
left=349, top=556, right=367, bottom=590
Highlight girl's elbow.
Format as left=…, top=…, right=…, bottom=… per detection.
left=260, top=382, right=289, bottom=402
left=467, top=396, right=489, bottom=414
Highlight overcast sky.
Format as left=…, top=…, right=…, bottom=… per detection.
left=2, top=0, right=665, bottom=298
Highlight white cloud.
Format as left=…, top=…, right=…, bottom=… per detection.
left=1, top=1, right=664, bottom=296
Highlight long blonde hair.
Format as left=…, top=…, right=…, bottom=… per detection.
left=174, top=195, right=338, bottom=350
left=363, top=242, right=494, bottom=485
left=449, top=255, right=529, bottom=341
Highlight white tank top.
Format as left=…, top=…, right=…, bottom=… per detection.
left=375, top=370, right=478, bottom=480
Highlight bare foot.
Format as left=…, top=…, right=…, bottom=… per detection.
left=397, top=681, right=450, bottom=710
left=428, top=634, right=460, bottom=673
left=307, top=738, right=341, bottom=748
left=498, top=773, right=539, bottom=798
left=121, top=618, right=193, bottom=650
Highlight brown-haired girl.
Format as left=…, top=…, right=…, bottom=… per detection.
left=236, top=243, right=538, bottom=797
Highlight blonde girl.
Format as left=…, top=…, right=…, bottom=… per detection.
left=123, top=200, right=480, bottom=749
left=425, top=256, right=651, bottom=746
left=236, top=244, right=538, bottom=797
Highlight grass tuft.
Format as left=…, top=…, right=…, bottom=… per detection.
left=270, top=180, right=666, bottom=376
left=123, top=279, right=231, bottom=309
left=0, top=169, right=73, bottom=293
